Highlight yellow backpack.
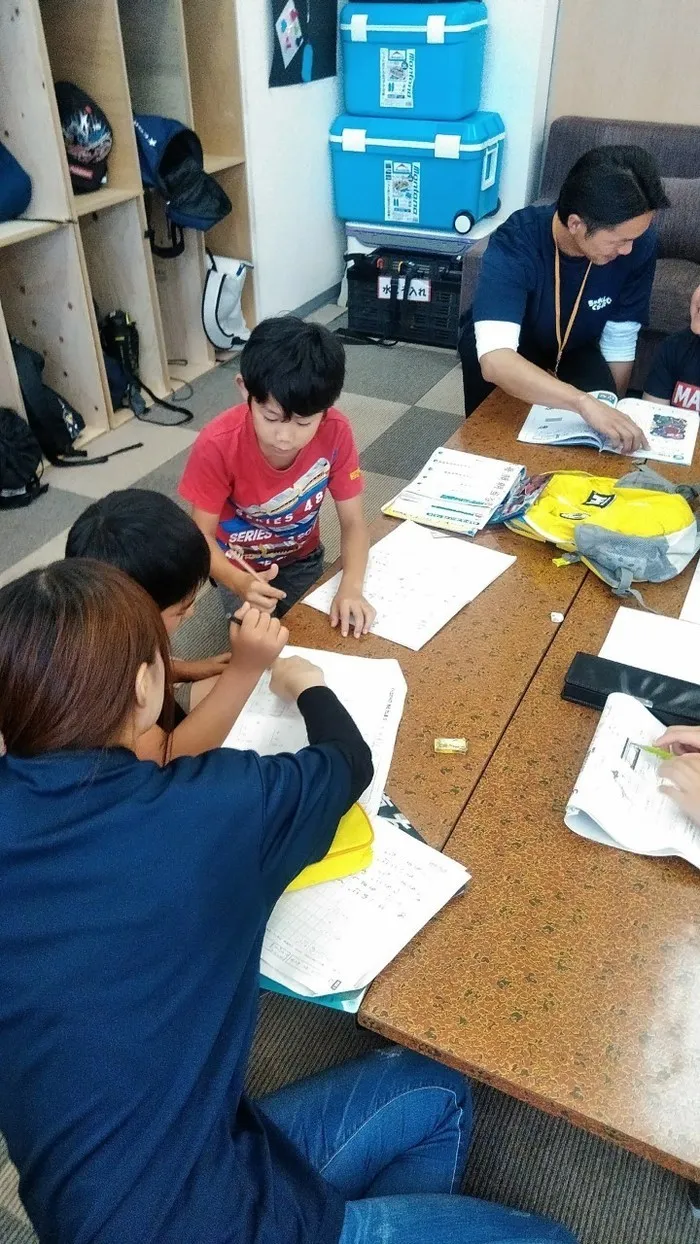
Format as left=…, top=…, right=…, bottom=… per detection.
left=286, top=803, right=374, bottom=891
left=505, top=466, right=700, bottom=600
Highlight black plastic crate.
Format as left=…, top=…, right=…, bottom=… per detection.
left=346, top=249, right=462, bottom=348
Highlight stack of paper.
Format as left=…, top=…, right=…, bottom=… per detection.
left=260, top=816, right=470, bottom=997
left=382, top=447, right=525, bottom=537
left=223, top=645, right=407, bottom=816
left=303, top=521, right=515, bottom=651
left=599, top=606, right=700, bottom=685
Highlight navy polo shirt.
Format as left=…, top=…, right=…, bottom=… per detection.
left=0, top=696, right=370, bottom=1244
left=464, top=202, right=658, bottom=363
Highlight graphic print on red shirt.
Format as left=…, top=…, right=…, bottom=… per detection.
left=179, top=404, right=363, bottom=567
left=672, top=380, right=700, bottom=413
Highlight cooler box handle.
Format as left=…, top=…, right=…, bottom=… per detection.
left=481, top=143, right=499, bottom=190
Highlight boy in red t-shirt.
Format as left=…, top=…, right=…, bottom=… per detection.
left=180, top=317, right=375, bottom=638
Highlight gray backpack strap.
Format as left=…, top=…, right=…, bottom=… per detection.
left=617, top=463, right=700, bottom=505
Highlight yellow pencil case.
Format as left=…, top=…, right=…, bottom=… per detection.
left=286, top=804, right=374, bottom=892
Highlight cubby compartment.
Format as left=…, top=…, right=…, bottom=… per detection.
left=206, top=164, right=256, bottom=331
left=118, top=0, right=193, bottom=123
left=0, top=0, right=72, bottom=246
left=79, top=197, right=171, bottom=426
left=0, top=305, right=25, bottom=414
left=0, top=225, right=111, bottom=444
left=182, top=0, right=244, bottom=169
left=39, top=0, right=142, bottom=217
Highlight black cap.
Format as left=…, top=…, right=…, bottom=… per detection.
left=55, top=81, right=113, bottom=194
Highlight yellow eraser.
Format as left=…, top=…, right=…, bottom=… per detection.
left=434, top=737, right=468, bottom=754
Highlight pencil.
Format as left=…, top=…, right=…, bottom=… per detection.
left=226, top=545, right=266, bottom=582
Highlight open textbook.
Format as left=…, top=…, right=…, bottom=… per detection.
left=260, top=814, right=469, bottom=998
left=382, top=447, right=525, bottom=537
left=565, top=692, right=700, bottom=870
left=223, top=646, right=407, bottom=817
left=519, top=392, right=699, bottom=466
left=303, top=521, right=515, bottom=651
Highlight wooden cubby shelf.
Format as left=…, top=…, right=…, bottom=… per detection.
left=0, top=0, right=254, bottom=449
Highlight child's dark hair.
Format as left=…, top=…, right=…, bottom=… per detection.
left=65, top=489, right=210, bottom=612
left=240, top=315, right=345, bottom=419
left=557, top=145, right=669, bottom=233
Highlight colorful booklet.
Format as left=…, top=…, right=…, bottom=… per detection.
left=382, top=447, right=525, bottom=537
left=519, top=392, right=699, bottom=466
left=565, top=692, right=700, bottom=871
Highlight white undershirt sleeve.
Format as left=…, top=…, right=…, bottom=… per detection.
left=474, top=320, right=521, bottom=360
left=599, top=320, right=641, bottom=364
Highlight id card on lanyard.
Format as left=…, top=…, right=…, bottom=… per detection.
left=552, top=215, right=593, bottom=375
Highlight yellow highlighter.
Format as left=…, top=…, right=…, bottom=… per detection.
left=285, top=804, right=374, bottom=892
left=639, top=744, right=673, bottom=761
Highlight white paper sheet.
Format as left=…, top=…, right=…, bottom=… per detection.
left=599, top=606, right=700, bottom=686
left=260, top=818, right=470, bottom=996
left=222, top=646, right=406, bottom=816
left=382, top=447, right=524, bottom=536
left=302, top=521, right=515, bottom=651
left=680, top=557, right=700, bottom=625
left=565, top=693, right=700, bottom=869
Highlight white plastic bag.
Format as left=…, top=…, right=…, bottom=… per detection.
left=202, top=252, right=252, bottom=349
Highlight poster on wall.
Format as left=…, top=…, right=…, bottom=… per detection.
left=269, top=0, right=337, bottom=87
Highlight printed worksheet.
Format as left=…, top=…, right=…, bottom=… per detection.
left=599, top=606, right=700, bottom=686
left=222, top=646, right=406, bottom=816
left=303, top=521, right=515, bottom=650
left=565, top=692, right=700, bottom=869
left=382, top=447, right=524, bottom=536
left=260, top=818, right=470, bottom=997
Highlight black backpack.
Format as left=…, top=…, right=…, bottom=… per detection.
left=11, top=337, right=142, bottom=467
left=99, top=310, right=193, bottom=426
left=0, top=407, right=48, bottom=508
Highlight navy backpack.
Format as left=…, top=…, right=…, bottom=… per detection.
left=133, top=115, right=231, bottom=257
left=0, top=141, right=31, bottom=222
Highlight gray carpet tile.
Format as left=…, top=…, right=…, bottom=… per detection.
left=339, top=391, right=410, bottom=453
left=167, top=359, right=242, bottom=432
left=0, top=489, right=92, bottom=575
left=342, top=341, right=457, bottom=404
left=133, top=446, right=192, bottom=510
left=360, top=404, right=464, bottom=480
left=320, top=469, right=408, bottom=566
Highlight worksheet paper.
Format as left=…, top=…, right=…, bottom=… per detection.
left=680, top=557, right=700, bottom=625
left=599, top=606, right=700, bottom=685
left=260, top=817, right=470, bottom=997
left=382, top=447, right=525, bottom=536
left=565, top=692, right=700, bottom=869
left=222, top=646, right=406, bottom=816
left=302, top=521, right=516, bottom=651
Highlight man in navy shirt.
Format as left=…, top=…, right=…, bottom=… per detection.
left=459, top=145, right=668, bottom=452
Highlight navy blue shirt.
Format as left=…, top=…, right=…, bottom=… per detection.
left=0, top=691, right=372, bottom=1244
left=466, top=202, right=658, bottom=363
left=645, top=328, right=700, bottom=410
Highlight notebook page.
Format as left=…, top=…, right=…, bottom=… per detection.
left=383, top=447, right=523, bottom=536
left=222, top=646, right=407, bottom=817
left=518, top=404, right=602, bottom=448
left=566, top=693, right=700, bottom=868
left=302, top=521, right=515, bottom=651
left=599, top=607, right=700, bottom=685
left=618, top=398, right=699, bottom=466
left=260, top=819, right=470, bottom=996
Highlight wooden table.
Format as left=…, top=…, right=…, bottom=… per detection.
left=285, top=387, right=700, bottom=1178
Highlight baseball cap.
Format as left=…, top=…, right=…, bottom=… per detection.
left=55, top=82, right=113, bottom=194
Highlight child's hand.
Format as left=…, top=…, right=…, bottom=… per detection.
left=330, top=586, right=376, bottom=639
left=270, top=655, right=325, bottom=701
left=229, top=605, right=288, bottom=673
left=659, top=752, right=700, bottom=825
left=174, top=654, right=231, bottom=682
left=654, top=725, right=700, bottom=755
left=243, top=564, right=286, bottom=613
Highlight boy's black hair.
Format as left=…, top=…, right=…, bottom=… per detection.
left=557, top=145, right=669, bottom=234
left=65, top=489, right=210, bottom=612
left=240, top=315, right=345, bottom=420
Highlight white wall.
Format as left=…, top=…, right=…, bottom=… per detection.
left=237, top=0, right=560, bottom=313
left=236, top=0, right=345, bottom=320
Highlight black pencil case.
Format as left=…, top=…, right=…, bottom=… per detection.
left=562, top=651, right=700, bottom=726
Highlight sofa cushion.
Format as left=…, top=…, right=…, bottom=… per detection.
left=658, top=178, right=700, bottom=263
left=649, top=257, right=700, bottom=335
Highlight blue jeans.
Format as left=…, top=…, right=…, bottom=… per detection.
left=258, top=1048, right=578, bottom=1244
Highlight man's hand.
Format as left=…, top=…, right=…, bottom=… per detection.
left=578, top=393, right=648, bottom=454
left=655, top=725, right=700, bottom=756
left=240, top=563, right=287, bottom=613
left=174, top=654, right=231, bottom=683
left=228, top=604, right=288, bottom=675
left=270, top=655, right=325, bottom=701
left=330, top=583, right=376, bottom=639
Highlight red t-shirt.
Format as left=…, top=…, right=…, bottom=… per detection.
left=179, top=404, right=363, bottom=567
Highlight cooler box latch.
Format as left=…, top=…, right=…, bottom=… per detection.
left=350, top=13, right=369, bottom=41
left=434, top=133, right=461, bottom=160
left=341, top=128, right=367, bottom=153
left=426, top=15, right=447, bottom=43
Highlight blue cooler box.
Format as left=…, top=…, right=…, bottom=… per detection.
left=330, top=113, right=504, bottom=234
left=340, top=2, right=488, bottom=120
